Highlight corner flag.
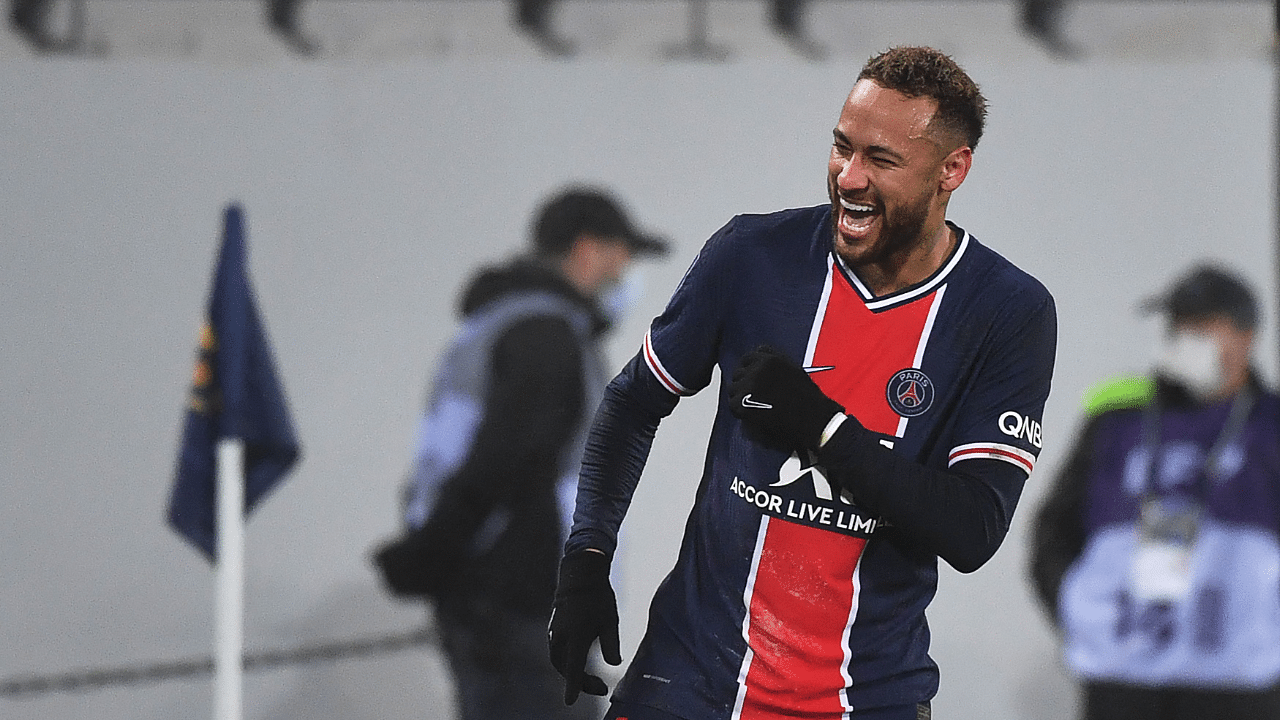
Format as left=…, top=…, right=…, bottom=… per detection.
left=168, top=204, right=301, bottom=561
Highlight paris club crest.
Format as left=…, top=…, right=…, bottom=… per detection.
left=886, top=368, right=934, bottom=417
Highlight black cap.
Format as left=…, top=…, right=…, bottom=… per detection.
left=1142, top=263, right=1259, bottom=331
left=531, top=187, right=670, bottom=258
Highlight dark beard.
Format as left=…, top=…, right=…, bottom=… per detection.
left=876, top=192, right=933, bottom=263
left=828, top=187, right=934, bottom=267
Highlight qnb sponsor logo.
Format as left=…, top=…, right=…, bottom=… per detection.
left=998, top=410, right=1043, bottom=449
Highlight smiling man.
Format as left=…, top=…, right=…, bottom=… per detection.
left=549, top=47, right=1058, bottom=720
left=827, top=70, right=978, bottom=296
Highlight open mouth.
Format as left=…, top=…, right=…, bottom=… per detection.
left=838, top=198, right=879, bottom=236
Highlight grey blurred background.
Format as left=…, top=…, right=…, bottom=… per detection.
left=0, top=2, right=1275, bottom=719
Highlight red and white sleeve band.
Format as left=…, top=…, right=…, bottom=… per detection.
left=948, top=442, right=1036, bottom=476
left=643, top=330, right=693, bottom=396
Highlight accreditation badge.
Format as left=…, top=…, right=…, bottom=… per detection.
left=1131, top=497, right=1199, bottom=602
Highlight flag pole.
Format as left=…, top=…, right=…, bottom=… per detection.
left=170, top=204, right=298, bottom=717
left=214, top=437, right=246, bottom=720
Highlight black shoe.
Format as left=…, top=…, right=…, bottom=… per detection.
left=1021, top=0, right=1079, bottom=58
left=769, top=0, right=826, bottom=60
left=267, top=0, right=319, bottom=55
left=515, top=0, right=575, bottom=57
left=516, top=18, right=575, bottom=56
left=10, top=0, right=60, bottom=52
left=529, top=29, right=575, bottom=57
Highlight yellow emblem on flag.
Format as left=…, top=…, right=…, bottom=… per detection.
left=189, top=321, right=220, bottom=413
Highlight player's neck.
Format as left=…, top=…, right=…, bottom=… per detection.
left=858, top=222, right=957, bottom=297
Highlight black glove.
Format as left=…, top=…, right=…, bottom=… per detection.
left=729, top=345, right=845, bottom=451
left=372, top=524, right=461, bottom=598
left=548, top=549, right=622, bottom=705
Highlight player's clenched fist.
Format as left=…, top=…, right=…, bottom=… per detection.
left=548, top=549, right=622, bottom=704
left=729, top=345, right=846, bottom=452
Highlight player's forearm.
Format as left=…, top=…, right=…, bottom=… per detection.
left=565, top=352, right=680, bottom=558
left=817, top=422, right=1024, bottom=573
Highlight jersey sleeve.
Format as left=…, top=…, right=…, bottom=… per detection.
left=563, top=219, right=740, bottom=557
left=815, top=289, right=1056, bottom=572
left=641, top=217, right=739, bottom=397
left=947, top=289, right=1057, bottom=479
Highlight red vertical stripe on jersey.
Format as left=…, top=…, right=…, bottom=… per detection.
left=809, top=269, right=935, bottom=434
left=739, top=520, right=867, bottom=718
left=737, top=262, right=940, bottom=717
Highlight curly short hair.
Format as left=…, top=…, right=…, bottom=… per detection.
left=858, top=46, right=987, bottom=151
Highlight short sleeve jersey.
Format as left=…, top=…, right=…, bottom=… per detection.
left=600, top=205, right=1056, bottom=717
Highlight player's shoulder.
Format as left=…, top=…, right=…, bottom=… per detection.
left=692, top=205, right=830, bottom=277
left=717, top=204, right=829, bottom=248
left=729, top=204, right=829, bottom=231
left=957, top=228, right=1055, bottom=316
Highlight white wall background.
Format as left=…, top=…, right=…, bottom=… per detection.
left=1, top=24, right=1275, bottom=720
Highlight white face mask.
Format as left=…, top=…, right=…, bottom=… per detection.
left=601, top=268, right=645, bottom=323
left=1156, top=330, right=1224, bottom=400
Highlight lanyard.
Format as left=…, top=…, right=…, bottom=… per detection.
left=1140, top=387, right=1255, bottom=501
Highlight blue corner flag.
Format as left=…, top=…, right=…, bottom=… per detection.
left=168, top=204, right=301, bottom=561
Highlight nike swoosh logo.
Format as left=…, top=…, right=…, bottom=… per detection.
left=804, top=365, right=836, bottom=373
left=741, top=394, right=773, bottom=409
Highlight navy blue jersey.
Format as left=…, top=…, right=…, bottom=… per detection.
left=568, top=205, right=1057, bottom=717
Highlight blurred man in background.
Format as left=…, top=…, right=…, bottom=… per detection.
left=374, top=186, right=668, bottom=720
left=1031, top=264, right=1280, bottom=719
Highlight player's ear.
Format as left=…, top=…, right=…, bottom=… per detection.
left=939, top=146, right=972, bottom=193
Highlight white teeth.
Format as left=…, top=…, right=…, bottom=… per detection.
left=841, top=212, right=873, bottom=232
left=840, top=199, right=875, bottom=213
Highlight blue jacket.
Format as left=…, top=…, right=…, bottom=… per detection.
left=403, top=259, right=608, bottom=617
left=1031, top=375, right=1280, bottom=689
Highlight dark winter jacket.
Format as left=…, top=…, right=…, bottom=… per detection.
left=385, top=259, right=609, bottom=618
